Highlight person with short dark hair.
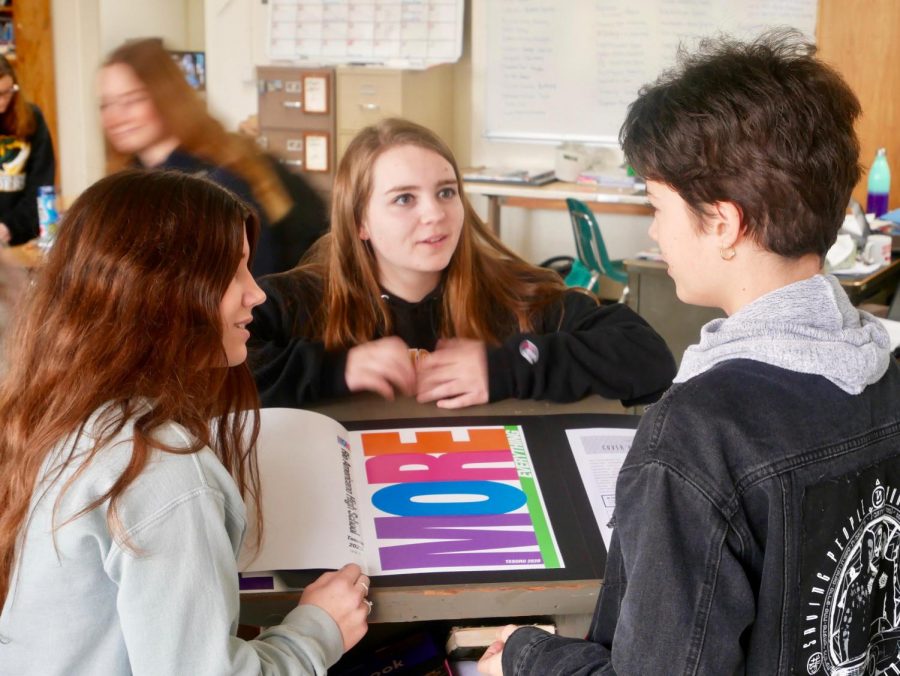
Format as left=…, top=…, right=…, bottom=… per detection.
left=478, top=30, right=899, bottom=676
left=99, top=39, right=328, bottom=276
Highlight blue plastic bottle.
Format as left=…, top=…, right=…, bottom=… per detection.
left=866, top=148, right=891, bottom=217
left=36, top=185, right=60, bottom=250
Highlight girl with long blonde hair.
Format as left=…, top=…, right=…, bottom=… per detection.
left=0, top=170, right=369, bottom=674
left=249, top=118, right=675, bottom=408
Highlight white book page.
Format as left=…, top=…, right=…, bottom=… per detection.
left=565, top=428, right=636, bottom=551
left=239, top=408, right=365, bottom=573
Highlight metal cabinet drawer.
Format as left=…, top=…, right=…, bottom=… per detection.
left=257, top=129, right=306, bottom=169
left=336, top=70, right=402, bottom=131
left=258, top=127, right=334, bottom=197
left=258, top=66, right=334, bottom=130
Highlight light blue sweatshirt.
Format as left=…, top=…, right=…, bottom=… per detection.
left=0, top=411, right=343, bottom=675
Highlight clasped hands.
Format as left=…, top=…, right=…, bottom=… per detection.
left=345, top=336, right=488, bottom=409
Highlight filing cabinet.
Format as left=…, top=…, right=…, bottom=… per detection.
left=257, top=66, right=337, bottom=199
left=255, top=128, right=306, bottom=171
left=335, top=64, right=455, bottom=161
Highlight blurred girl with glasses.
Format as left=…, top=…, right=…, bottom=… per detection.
left=0, top=55, right=55, bottom=246
left=98, top=39, right=327, bottom=277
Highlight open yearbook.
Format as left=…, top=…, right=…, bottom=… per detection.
left=239, top=409, right=639, bottom=583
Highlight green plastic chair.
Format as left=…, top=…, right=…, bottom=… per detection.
left=564, top=198, right=628, bottom=292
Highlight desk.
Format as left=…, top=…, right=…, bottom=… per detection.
left=240, top=394, right=630, bottom=636
left=463, top=180, right=652, bottom=236
left=312, top=391, right=628, bottom=421
left=836, top=256, right=900, bottom=306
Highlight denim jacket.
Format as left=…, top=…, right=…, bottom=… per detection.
left=503, top=358, right=900, bottom=675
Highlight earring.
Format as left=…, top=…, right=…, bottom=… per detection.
left=720, top=246, right=736, bottom=261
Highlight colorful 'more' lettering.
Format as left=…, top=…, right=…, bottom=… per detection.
left=360, top=425, right=562, bottom=572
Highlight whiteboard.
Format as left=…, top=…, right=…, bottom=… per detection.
left=484, top=0, right=817, bottom=144
left=268, top=0, right=464, bottom=69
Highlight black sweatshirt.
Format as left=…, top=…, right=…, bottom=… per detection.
left=149, top=149, right=327, bottom=277
left=249, top=271, right=676, bottom=408
left=0, top=104, right=55, bottom=244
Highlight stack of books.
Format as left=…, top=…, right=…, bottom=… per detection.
left=462, top=167, right=556, bottom=186
left=575, top=170, right=637, bottom=189
left=445, top=623, right=556, bottom=675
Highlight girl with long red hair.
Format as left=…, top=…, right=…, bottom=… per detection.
left=0, top=170, right=369, bottom=674
left=249, top=118, right=675, bottom=409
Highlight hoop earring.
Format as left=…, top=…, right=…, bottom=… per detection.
left=720, top=246, right=736, bottom=261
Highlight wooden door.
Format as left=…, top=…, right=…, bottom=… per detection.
left=817, top=0, right=900, bottom=212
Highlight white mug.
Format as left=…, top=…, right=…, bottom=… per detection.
left=554, top=144, right=588, bottom=182
left=862, top=234, right=892, bottom=266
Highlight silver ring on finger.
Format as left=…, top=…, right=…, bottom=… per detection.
left=364, top=599, right=373, bottom=616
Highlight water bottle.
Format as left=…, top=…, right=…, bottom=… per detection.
left=866, top=148, right=891, bottom=218
left=37, top=185, right=59, bottom=249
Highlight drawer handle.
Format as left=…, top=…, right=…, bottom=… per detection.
left=282, top=101, right=303, bottom=109
left=359, top=102, right=380, bottom=111
left=280, top=159, right=304, bottom=167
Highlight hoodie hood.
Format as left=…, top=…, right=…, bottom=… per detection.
left=674, top=275, right=891, bottom=394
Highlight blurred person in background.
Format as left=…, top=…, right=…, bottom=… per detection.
left=0, top=55, right=55, bottom=246
left=98, top=39, right=327, bottom=277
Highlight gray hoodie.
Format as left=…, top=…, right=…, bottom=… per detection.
left=675, top=274, right=891, bottom=394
